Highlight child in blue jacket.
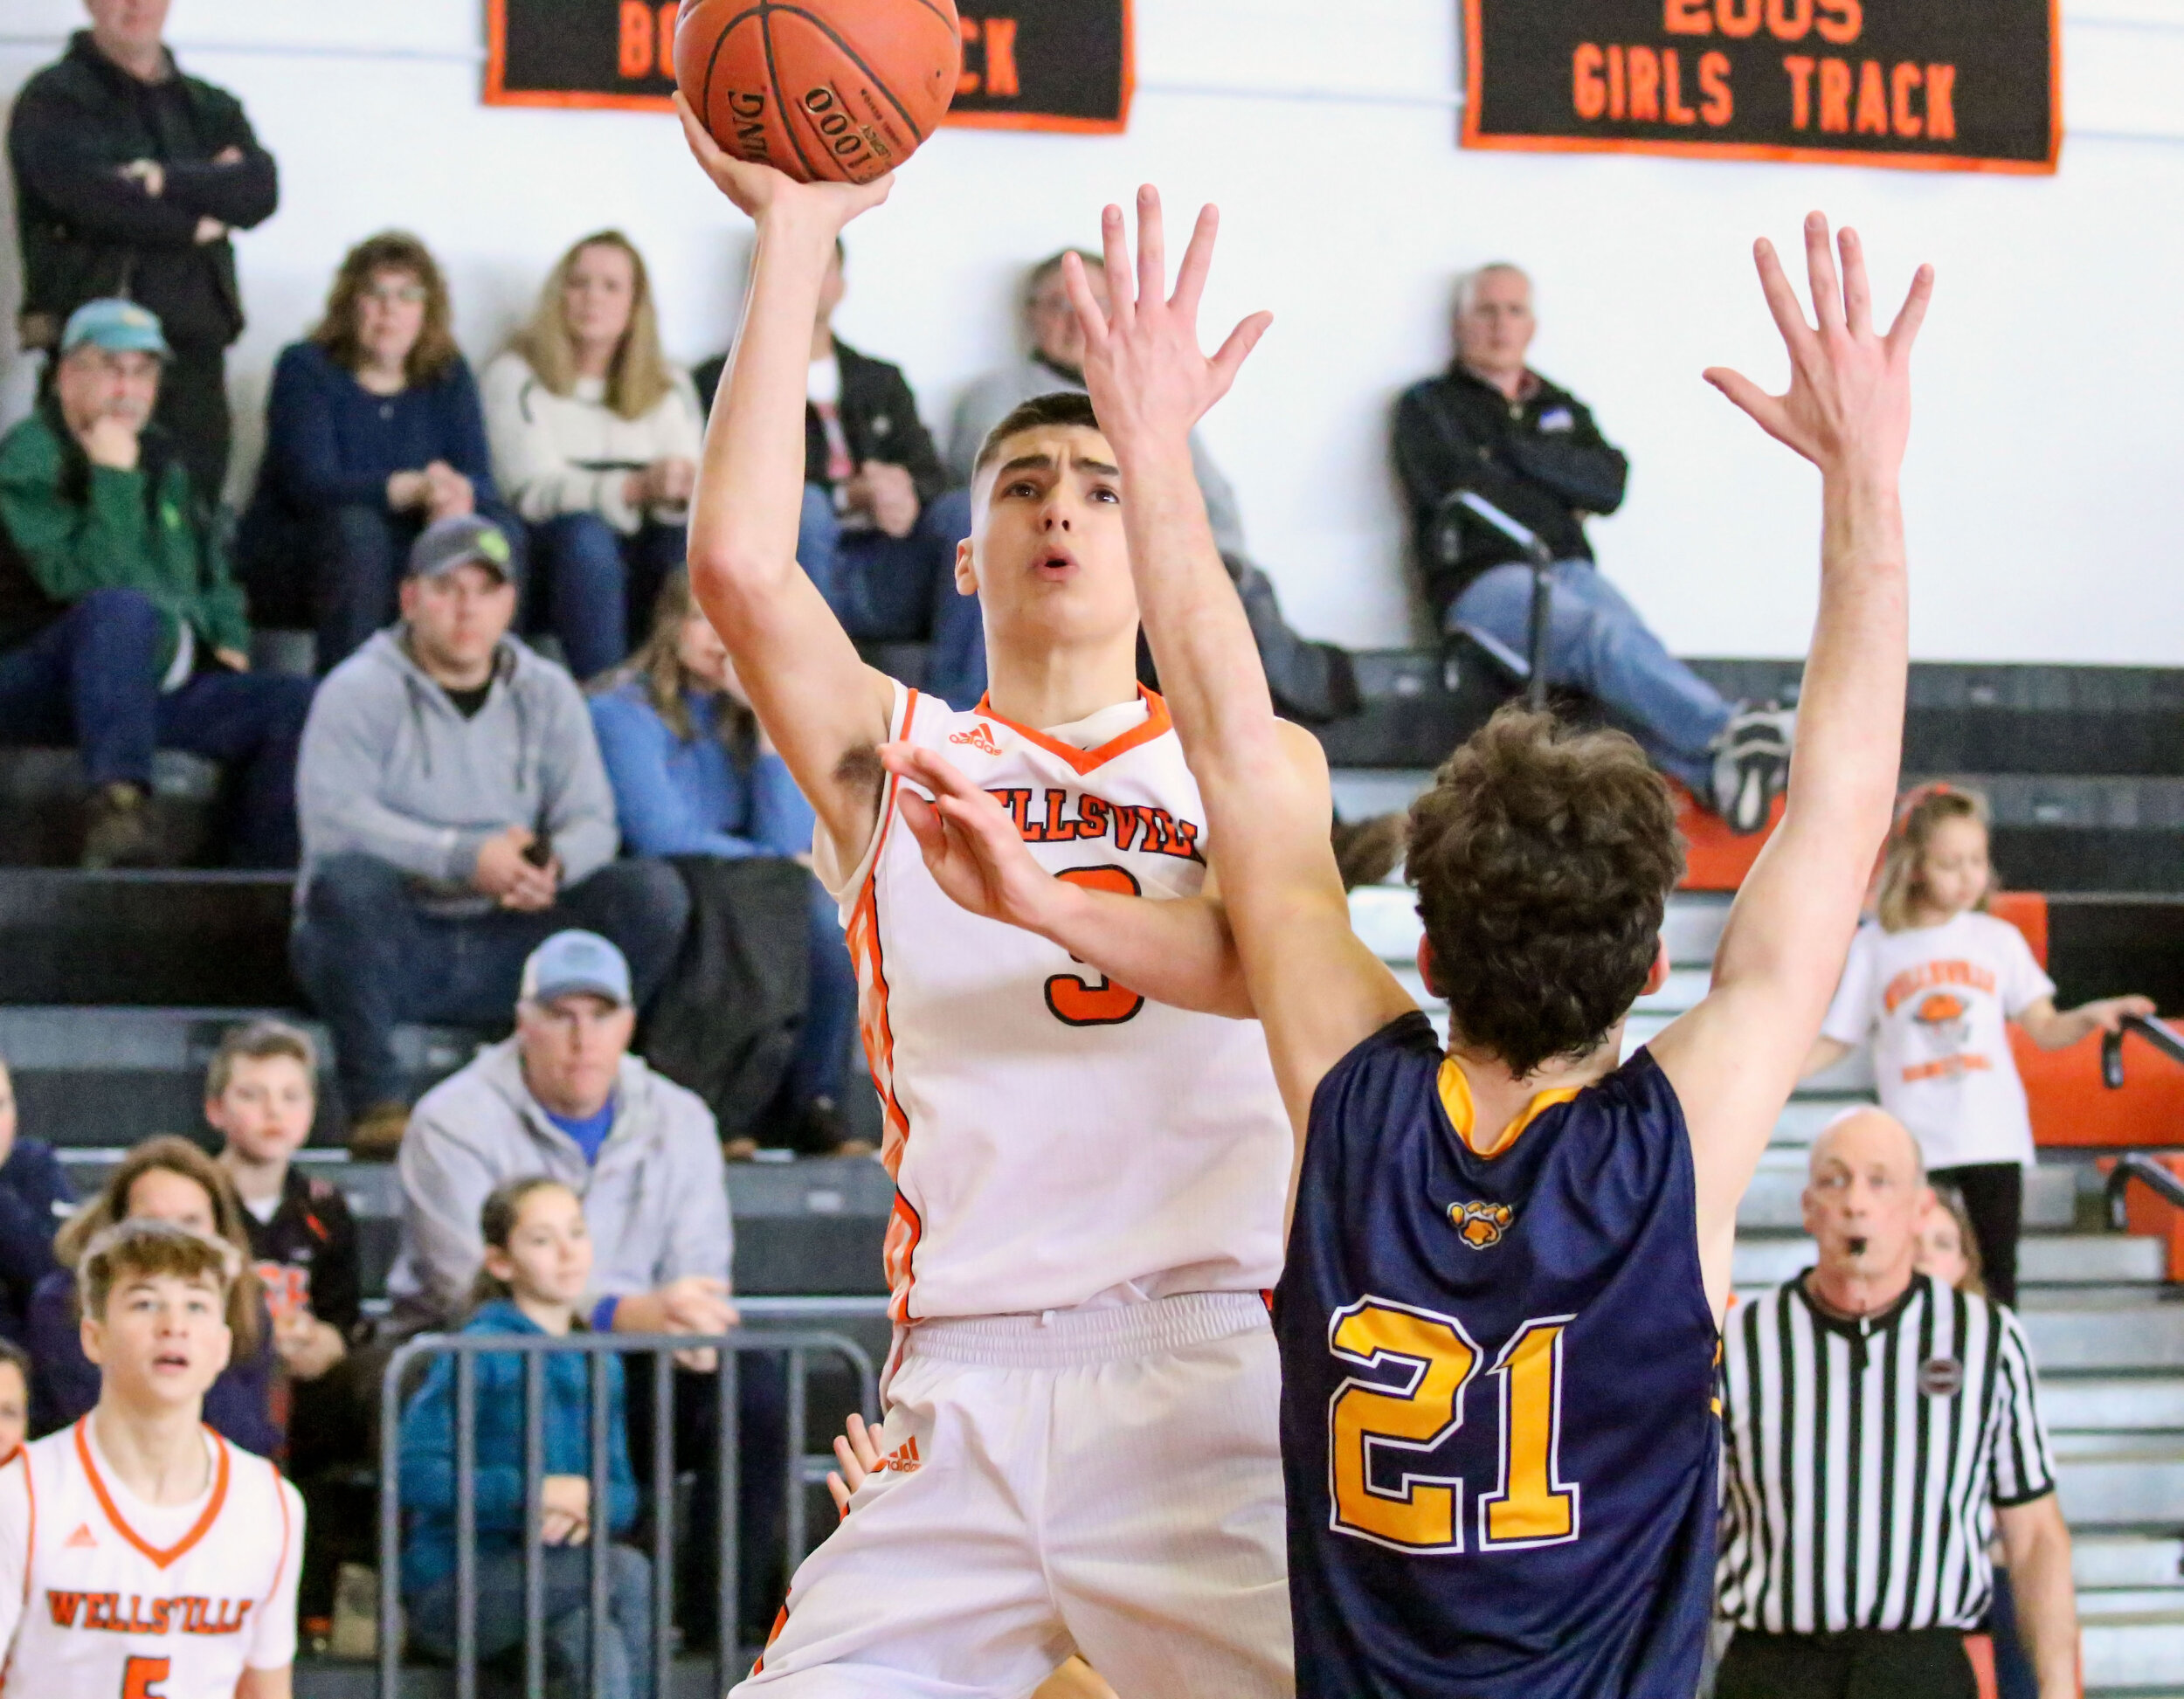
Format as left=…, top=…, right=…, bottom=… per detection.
left=399, top=1177, right=652, bottom=1698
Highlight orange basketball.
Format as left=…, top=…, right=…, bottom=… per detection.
left=676, top=0, right=962, bottom=185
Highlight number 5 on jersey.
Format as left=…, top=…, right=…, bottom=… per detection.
left=123, top=1656, right=169, bottom=1699
left=1044, top=867, right=1145, bottom=1026
left=1328, top=1297, right=1579, bottom=1553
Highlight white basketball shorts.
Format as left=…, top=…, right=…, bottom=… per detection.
left=733, top=1291, right=1294, bottom=1698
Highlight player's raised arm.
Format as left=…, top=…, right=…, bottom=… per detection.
left=1650, top=213, right=1932, bottom=1316
left=1065, top=190, right=1418, bottom=1132
left=675, top=98, right=901, bottom=873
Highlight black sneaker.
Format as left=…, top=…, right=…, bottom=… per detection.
left=79, top=782, right=162, bottom=869
left=1709, top=705, right=1795, bottom=835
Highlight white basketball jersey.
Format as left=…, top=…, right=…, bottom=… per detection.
left=0, top=1421, right=302, bottom=1697
left=829, top=682, right=1289, bottom=1325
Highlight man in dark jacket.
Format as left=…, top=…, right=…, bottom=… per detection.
left=1394, top=263, right=1791, bottom=831
left=0, top=300, right=312, bottom=868
left=695, top=241, right=981, bottom=707
left=9, top=0, right=280, bottom=500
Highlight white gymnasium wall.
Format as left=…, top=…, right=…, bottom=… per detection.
left=3, top=0, right=2182, bottom=660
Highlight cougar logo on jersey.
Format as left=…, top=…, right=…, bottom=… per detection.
left=1449, top=1199, right=1514, bottom=1249
left=949, top=723, right=1001, bottom=756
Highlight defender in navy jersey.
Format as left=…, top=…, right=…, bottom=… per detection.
left=1046, top=197, right=1929, bottom=1697
left=881, top=203, right=1931, bottom=1692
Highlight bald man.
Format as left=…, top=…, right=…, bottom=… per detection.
left=1714, top=1108, right=2079, bottom=1698
left=1392, top=263, right=1792, bottom=831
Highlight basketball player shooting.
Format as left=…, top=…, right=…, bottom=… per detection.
left=888, top=192, right=1930, bottom=1694
left=0, top=1219, right=305, bottom=1697
left=674, top=106, right=1300, bottom=1696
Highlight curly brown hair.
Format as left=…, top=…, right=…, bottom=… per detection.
left=309, top=231, right=461, bottom=388
left=1407, top=706, right=1684, bottom=1077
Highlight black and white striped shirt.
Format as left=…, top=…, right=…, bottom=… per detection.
left=1717, top=1271, right=2056, bottom=1633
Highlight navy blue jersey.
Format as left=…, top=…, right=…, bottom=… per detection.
left=1275, top=1012, right=1720, bottom=1698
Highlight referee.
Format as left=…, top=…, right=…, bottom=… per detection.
left=1717, top=1108, right=2079, bottom=1698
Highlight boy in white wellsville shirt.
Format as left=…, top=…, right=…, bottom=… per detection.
left=0, top=1219, right=303, bottom=1698
left=1806, top=784, right=2153, bottom=1307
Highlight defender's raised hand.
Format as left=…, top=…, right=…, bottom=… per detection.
left=1061, top=185, right=1274, bottom=457
left=1705, top=212, right=1932, bottom=478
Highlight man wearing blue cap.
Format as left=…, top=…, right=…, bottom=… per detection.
left=0, top=298, right=313, bottom=867
left=387, top=926, right=768, bottom=1647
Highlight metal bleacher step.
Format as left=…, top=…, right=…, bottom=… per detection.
left=2087, top=1613, right=2184, bottom=1695
left=0, top=1005, right=482, bottom=1145
left=2023, top=1309, right=2184, bottom=1373
left=1731, top=1233, right=2166, bottom=1289
left=2057, top=1444, right=2184, bottom=1528
left=0, top=869, right=296, bottom=1005
left=2078, top=1534, right=2184, bottom=1590
left=2048, top=1380, right=2184, bottom=1435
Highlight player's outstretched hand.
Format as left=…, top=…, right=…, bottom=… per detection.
left=1705, top=212, right=1932, bottom=479
left=881, top=742, right=1060, bottom=933
left=1061, top=185, right=1273, bottom=459
left=826, top=1411, right=885, bottom=1517
left=674, top=93, right=891, bottom=230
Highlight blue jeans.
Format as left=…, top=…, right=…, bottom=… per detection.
left=1450, top=560, right=1731, bottom=793
left=798, top=485, right=984, bottom=710
left=291, top=852, right=690, bottom=1114
left=525, top=515, right=688, bottom=681
left=0, top=588, right=312, bottom=867
left=790, top=878, right=857, bottom=1112
left=310, top=501, right=528, bottom=673
left=408, top=1544, right=653, bottom=1699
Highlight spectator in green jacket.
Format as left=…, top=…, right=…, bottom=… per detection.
left=0, top=300, right=312, bottom=867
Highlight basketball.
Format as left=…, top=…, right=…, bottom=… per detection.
left=675, top=0, right=963, bottom=185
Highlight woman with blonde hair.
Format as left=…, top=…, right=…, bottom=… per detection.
left=484, top=230, right=703, bottom=678
left=1805, top=784, right=2153, bottom=1306
left=238, top=230, right=517, bottom=670
left=24, top=1136, right=280, bottom=1454
left=590, top=570, right=861, bottom=1154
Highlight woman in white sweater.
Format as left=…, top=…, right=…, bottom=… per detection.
left=483, top=231, right=702, bottom=678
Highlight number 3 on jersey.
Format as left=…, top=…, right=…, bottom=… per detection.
left=1329, top=1297, right=1579, bottom=1553
left=1043, top=867, right=1145, bottom=1026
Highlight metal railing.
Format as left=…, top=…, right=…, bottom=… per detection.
left=2100, top=1011, right=2184, bottom=1088
left=2107, top=1153, right=2184, bottom=1232
left=378, top=1310, right=880, bottom=1698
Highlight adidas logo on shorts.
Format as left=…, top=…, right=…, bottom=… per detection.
left=878, top=1436, right=922, bottom=1475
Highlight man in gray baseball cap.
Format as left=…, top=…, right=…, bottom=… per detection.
left=291, top=501, right=688, bottom=1157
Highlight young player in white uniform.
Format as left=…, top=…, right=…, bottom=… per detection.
left=0, top=1219, right=304, bottom=1699
left=673, top=100, right=1296, bottom=1698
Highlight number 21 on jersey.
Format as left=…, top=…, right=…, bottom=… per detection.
left=1328, top=1295, right=1579, bottom=1554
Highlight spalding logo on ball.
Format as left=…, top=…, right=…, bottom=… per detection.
left=676, top=0, right=963, bottom=184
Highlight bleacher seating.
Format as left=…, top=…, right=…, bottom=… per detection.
left=6, top=648, right=2184, bottom=1690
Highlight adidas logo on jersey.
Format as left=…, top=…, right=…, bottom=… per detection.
left=1449, top=1199, right=1514, bottom=1249
left=64, top=1523, right=96, bottom=1550
left=949, top=723, right=1002, bottom=756
left=877, top=1436, right=922, bottom=1475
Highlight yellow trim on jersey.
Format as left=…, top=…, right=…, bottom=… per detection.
left=1436, top=1060, right=1583, bottom=1158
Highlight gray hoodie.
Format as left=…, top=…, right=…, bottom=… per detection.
left=294, top=629, right=619, bottom=909
left=384, top=1034, right=732, bottom=1334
